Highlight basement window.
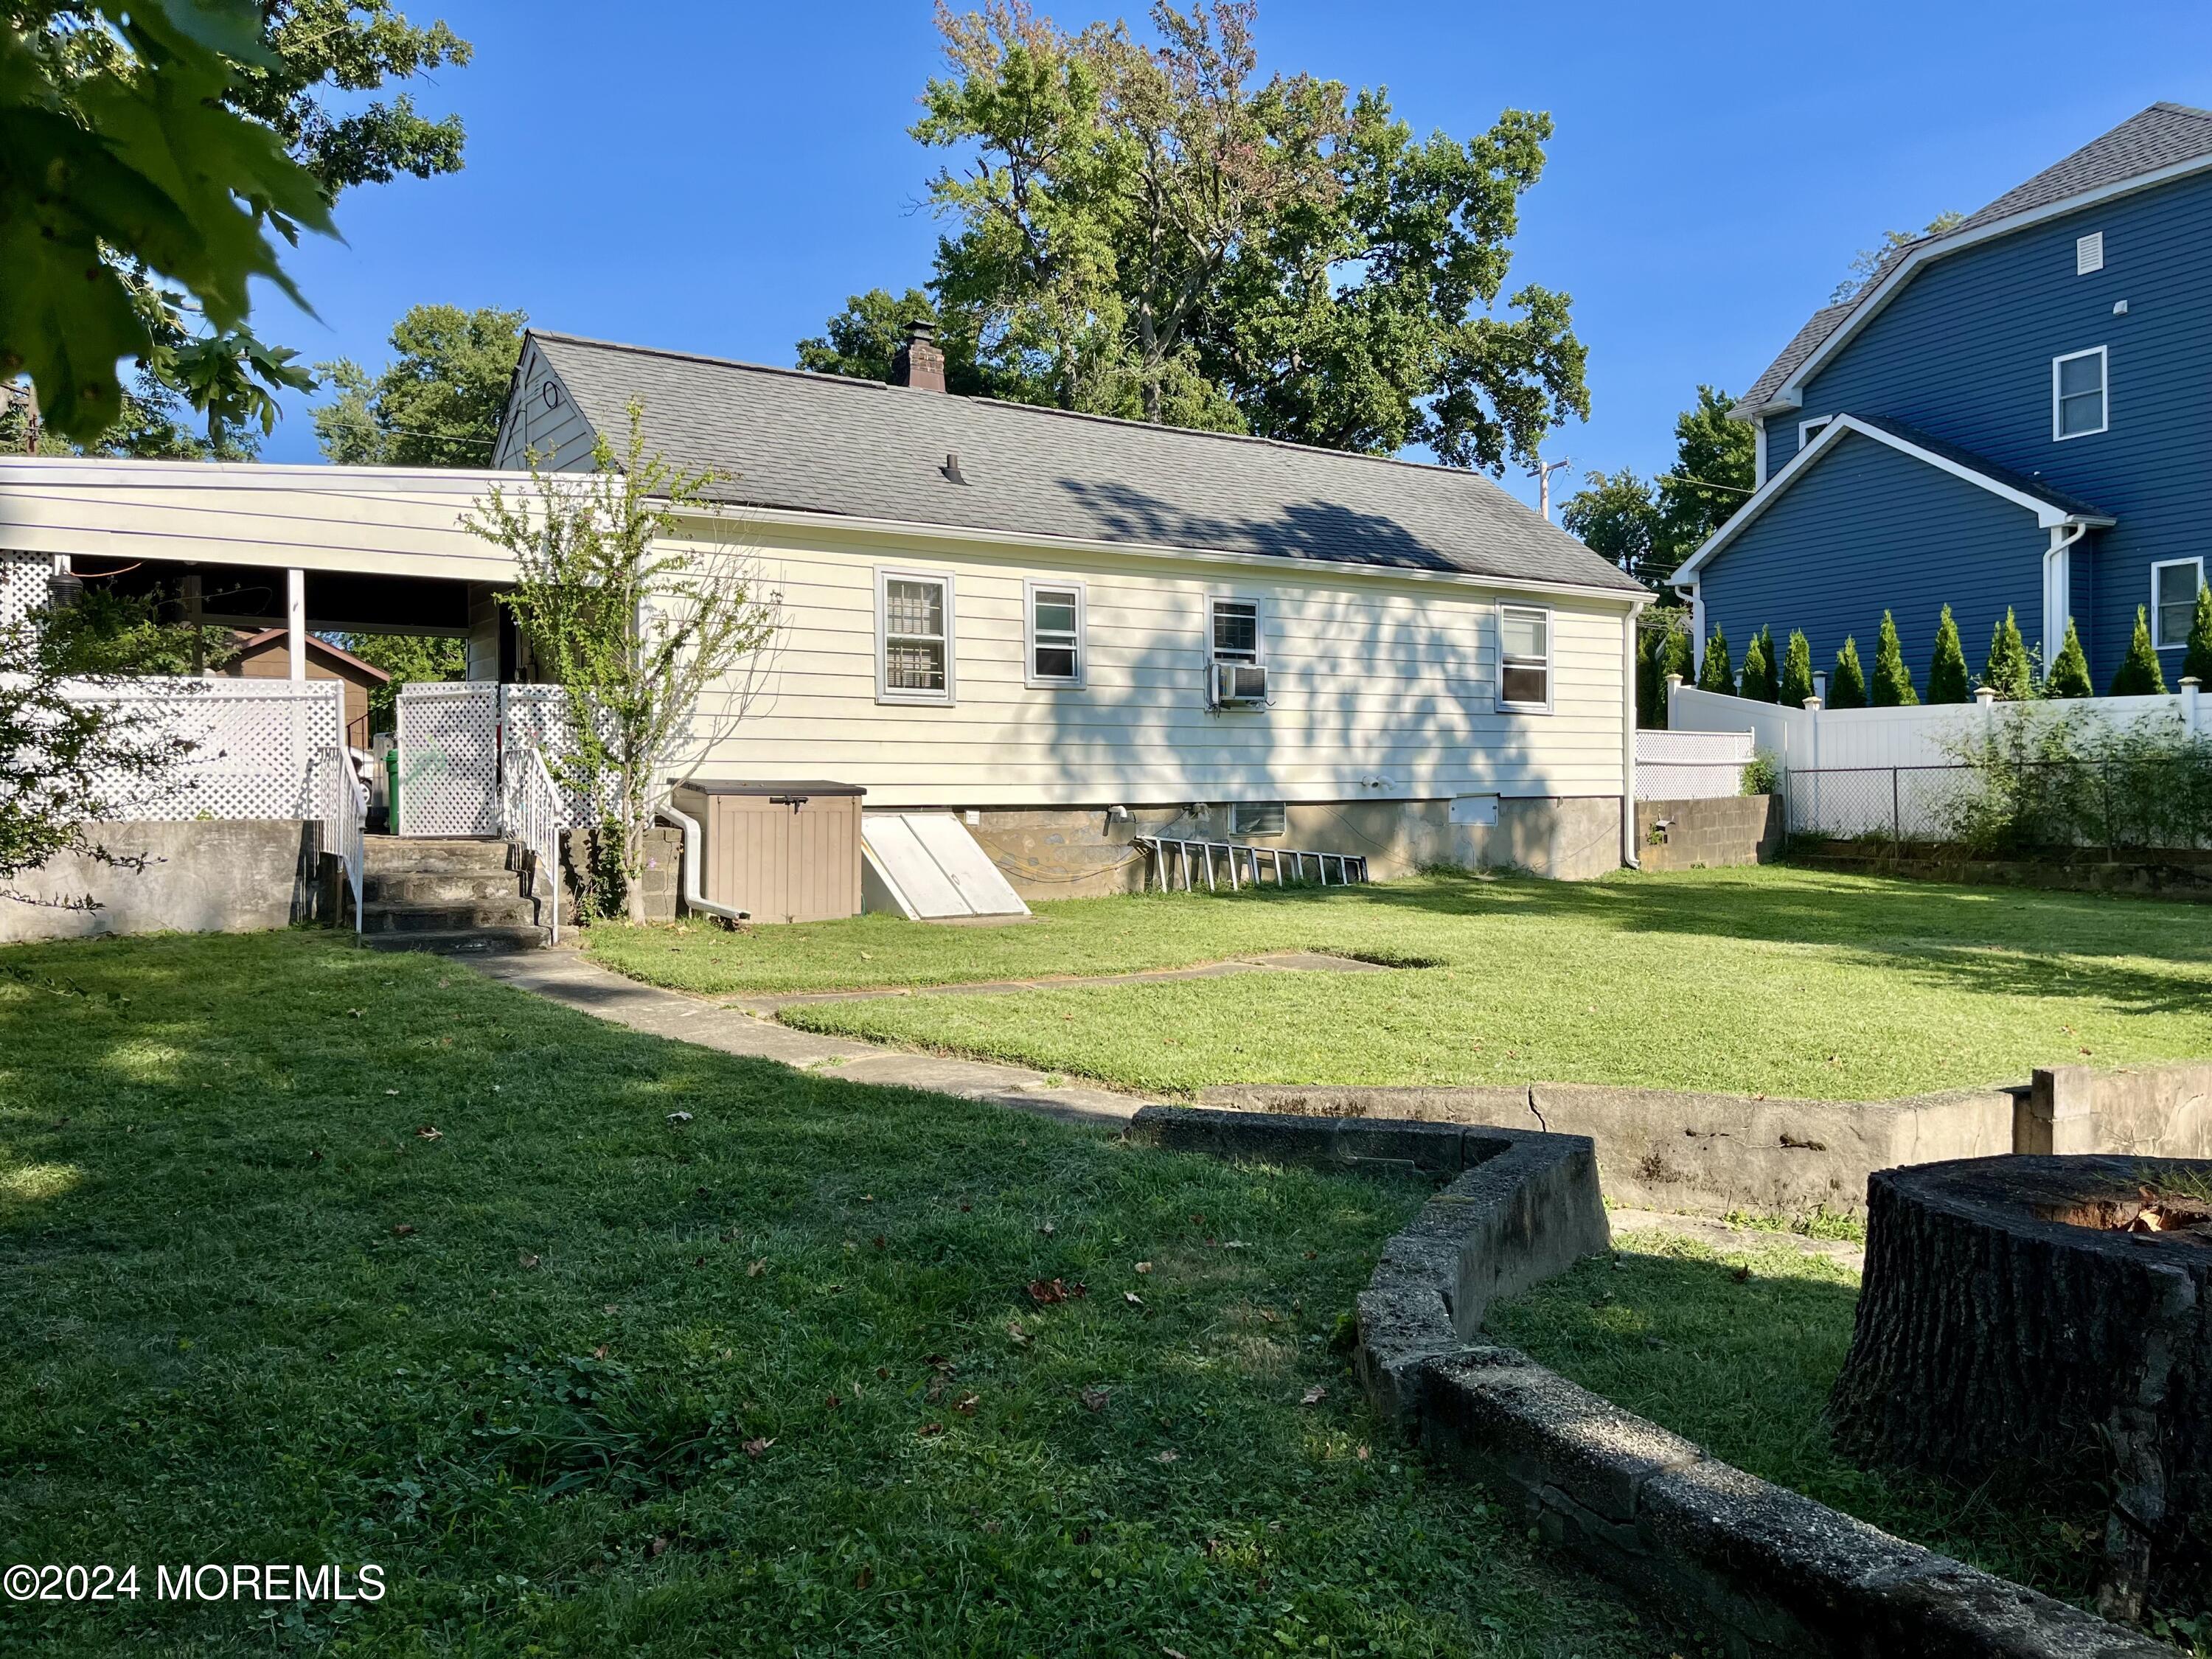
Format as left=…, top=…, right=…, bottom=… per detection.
left=1229, top=801, right=1285, bottom=837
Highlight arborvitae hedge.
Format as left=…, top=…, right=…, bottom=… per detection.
left=2047, top=619, right=2094, bottom=698
left=2183, top=584, right=2212, bottom=689
left=1927, top=605, right=1972, bottom=703
left=2109, top=605, right=2167, bottom=696
left=1983, top=608, right=2034, bottom=701
left=1699, top=625, right=1734, bottom=695
left=1829, top=636, right=1868, bottom=708
left=1779, top=629, right=1815, bottom=706
left=1871, top=611, right=1918, bottom=706
left=1739, top=629, right=1775, bottom=703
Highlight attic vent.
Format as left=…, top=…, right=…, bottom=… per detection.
left=541, top=381, right=560, bottom=410
left=2076, top=232, right=2104, bottom=275
left=941, top=452, right=968, bottom=486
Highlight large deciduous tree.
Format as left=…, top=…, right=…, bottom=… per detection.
left=813, top=1, right=1587, bottom=475
left=1559, top=385, right=1756, bottom=586
left=315, top=303, right=524, bottom=467
left=1559, top=467, right=1661, bottom=585
left=797, top=288, right=990, bottom=395
left=2, top=0, right=470, bottom=454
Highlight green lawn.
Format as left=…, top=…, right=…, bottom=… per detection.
left=0, top=931, right=1669, bottom=1657
left=1485, top=1234, right=2110, bottom=1610
left=587, top=867, right=2212, bottom=1101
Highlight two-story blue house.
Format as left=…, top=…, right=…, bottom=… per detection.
left=1674, top=103, right=2212, bottom=692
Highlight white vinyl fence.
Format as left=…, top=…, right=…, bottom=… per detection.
left=1667, top=679, right=2207, bottom=841
left=1635, top=728, right=1755, bottom=800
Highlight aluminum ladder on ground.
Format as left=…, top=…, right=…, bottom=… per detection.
left=1133, top=835, right=1368, bottom=894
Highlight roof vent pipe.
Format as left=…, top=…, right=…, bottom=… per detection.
left=891, top=319, right=946, bottom=394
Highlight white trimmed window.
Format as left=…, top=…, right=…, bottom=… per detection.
left=1498, top=603, right=1553, bottom=712
left=1229, top=801, right=1285, bottom=837
left=1798, top=415, right=1833, bottom=450
left=2152, top=557, right=2205, bottom=651
left=2076, top=232, right=2104, bottom=275
left=877, top=568, right=955, bottom=703
left=2053, top=347, right=2107, bottom=440
left=1025, top=580, right=1085, bottom=686
left=1209, top=597, right=1262, bottom=664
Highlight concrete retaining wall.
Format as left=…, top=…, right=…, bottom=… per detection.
left=1128, top=1104, right=2164, bottom=1658
left=2022, top=1062, right=2212, bottom=1159
left=1792, top=849, right=2212, bottom=903
left=1, top=819, right=326, bottom=944
left=967, top=795, right=1627, bottom=898
left=1199, top=1081, right=2019, bottom=1220
left=1635, top=793, right=1782, bottom=871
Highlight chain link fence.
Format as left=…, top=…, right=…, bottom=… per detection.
left=1788, top=761, right=2212, bottom=853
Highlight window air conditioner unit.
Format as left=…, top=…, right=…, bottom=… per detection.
left=1212, top=661, right=1268, bottom=706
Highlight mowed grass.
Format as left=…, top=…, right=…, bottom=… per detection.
left=589, top=867, right=2212, bottom=1100
left=1485, top=1233, right=2112, bottom=1614
left=0, top=932, right=1671, bottom=1658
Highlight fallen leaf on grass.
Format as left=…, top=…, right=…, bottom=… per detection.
left=919, top=1422, right=945, bottom=1438
left=1080, top=1388, right=1110, bottom=1412
left=855, top=1564, right=872, bottom=1589
left=415, top=1124, right=442, bottom=1141
left=742, top=1437, right=774, bottom=1458
left=1155, top=1450, right=1179, bottom=1464
left=747, top=1259, right=765, bottom=1277
left=1124, top=1292, right=1143, bottom=1306
left=666, top=1111, right=694, bottom=1124
left=1355, top=1445, right=1370, bottom=1461
left=1133, top=1261, right=1152, bottom=1275
left=517, top=1252, right=540, bottom=1270
left=383, top=1089, right=400, bottom=1097
left=826, top=1394, right=841, bottom=1410
left=953, top=1393, right=980, bottom=1416
left=1300, top=1385, right=1328, bottom=1406
left=1028, top=1278, right=1087, bottom=1305
left=1006, top=1319, right=1029, bottom=1346
left=391, top=1223, right=415, bottom=1237
left=1038, top=1220, right=1056, bottom=1237
left=593, top=1344, right=608, bottom=1359
left=647, top=1535, right=669, bottom=1558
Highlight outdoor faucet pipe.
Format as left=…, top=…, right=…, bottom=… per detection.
left=653, top=796, right=751, bottom=925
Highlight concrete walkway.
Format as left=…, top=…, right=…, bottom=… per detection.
left=471, top=949, right=1148, bottom=1127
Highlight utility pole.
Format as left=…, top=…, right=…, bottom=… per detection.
left=1531, top=454, right=1573, bottom=521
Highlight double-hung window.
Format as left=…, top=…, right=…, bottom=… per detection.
left=1210, top=597, right=1261, bottom=665
left=2152, top=557, right=2205, bottom=651
left=1025, top=580, right=1085, bottom=687
left=877, top=568, right=955, bottom=703
left=2053, top=347, right=2107, bottom=440
left=1498, top=604, right=1553, bottom=712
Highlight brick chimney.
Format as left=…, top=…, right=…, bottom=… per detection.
left=891, top=319, right=946, bottom=393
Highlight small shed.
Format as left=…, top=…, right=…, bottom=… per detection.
left=222, top=629, right=390, bottom=750
left=669, top=780, right=866, bottom=924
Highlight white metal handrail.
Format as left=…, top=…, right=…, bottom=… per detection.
left=502, top=743, right=565, bottom=945
left=327, top=742, right=366, bottom=936
left=1133, top=835, right=1368, bottom=894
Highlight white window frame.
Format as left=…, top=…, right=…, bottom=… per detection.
left=2151, top=556, right=2205, bottom=651
left=1497, top=601, right=1554, bottom=714
left=1798, top=415, right=1834, bottom=450
left=2051, top=345, right=2108, bottom=442
left=1023, top=578, right=1085, bottom=689
left=874, top=566, right=957, bottom=706
left=2076, top=232, right=2104, bottom=275
left=1207, top=594, right=1265, bottom=666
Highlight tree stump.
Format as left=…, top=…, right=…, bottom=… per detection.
left=1830, top=1156, right=2212, bottom=1620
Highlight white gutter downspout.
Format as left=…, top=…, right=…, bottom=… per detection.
left=2042, top=522, right=2089, bottom=681
left=1621, top=599, right=1649, bottom=869
left=1674, top=579, right=1704, bottom=675
left=654, top=793, right=751, bottom=925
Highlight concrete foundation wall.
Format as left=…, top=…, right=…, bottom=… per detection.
left=1, top=819, right=325, bottom=944
left=2023, top=1062, right=2212, bottom=1158
left=1635, top=794, right=1781, bottom=872
left=558, top=824, right=682, bottom=923
left=963, top=795, right=1626, bottom=899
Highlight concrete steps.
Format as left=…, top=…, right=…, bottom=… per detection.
left=355, top=835, right=554, bottom=953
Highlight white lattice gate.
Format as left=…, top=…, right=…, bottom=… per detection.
left=395, top=681, right=501, bottom=836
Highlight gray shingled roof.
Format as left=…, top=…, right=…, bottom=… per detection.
left=524, top=332, right=1648, bottom=597
left=1733, top=103, right=2212, bottom=420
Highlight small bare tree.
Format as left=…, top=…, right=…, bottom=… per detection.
left=465, top=401, right=779, bottom=922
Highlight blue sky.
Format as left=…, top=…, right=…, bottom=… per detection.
left=259, top=0, right=2212, bottom=510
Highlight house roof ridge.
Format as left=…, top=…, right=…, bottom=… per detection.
left=526, top=329, right=1533, bottom=487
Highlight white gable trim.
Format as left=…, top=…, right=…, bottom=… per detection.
left=1747, top=147, right=2212, bottom=417
left=1666, top=414, right=2114, bottom=585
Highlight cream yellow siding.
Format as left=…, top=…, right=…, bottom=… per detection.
left=669, top=519, right=1631, bottom=807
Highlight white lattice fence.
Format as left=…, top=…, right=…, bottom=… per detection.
left=394, top=681, right=501, bottom=836
left=1635, top=728, right=1753, bottom=800
left=61, top=677, right=344, bottom=821
left=501, top=683, right=608, bottom=826
left=1, top=550, right=49, bottom=627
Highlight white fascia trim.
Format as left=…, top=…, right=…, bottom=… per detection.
left=1666, top=414, right=2114, bottom=585
left=1748, top=147, right=2212, bottom=417
left=664, top=501, right=1652, bottom=609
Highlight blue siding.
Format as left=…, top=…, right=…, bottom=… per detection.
left=1778, top=167, right=2212, bottom=683
left=1702, top=431, right=2046, bottom=692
